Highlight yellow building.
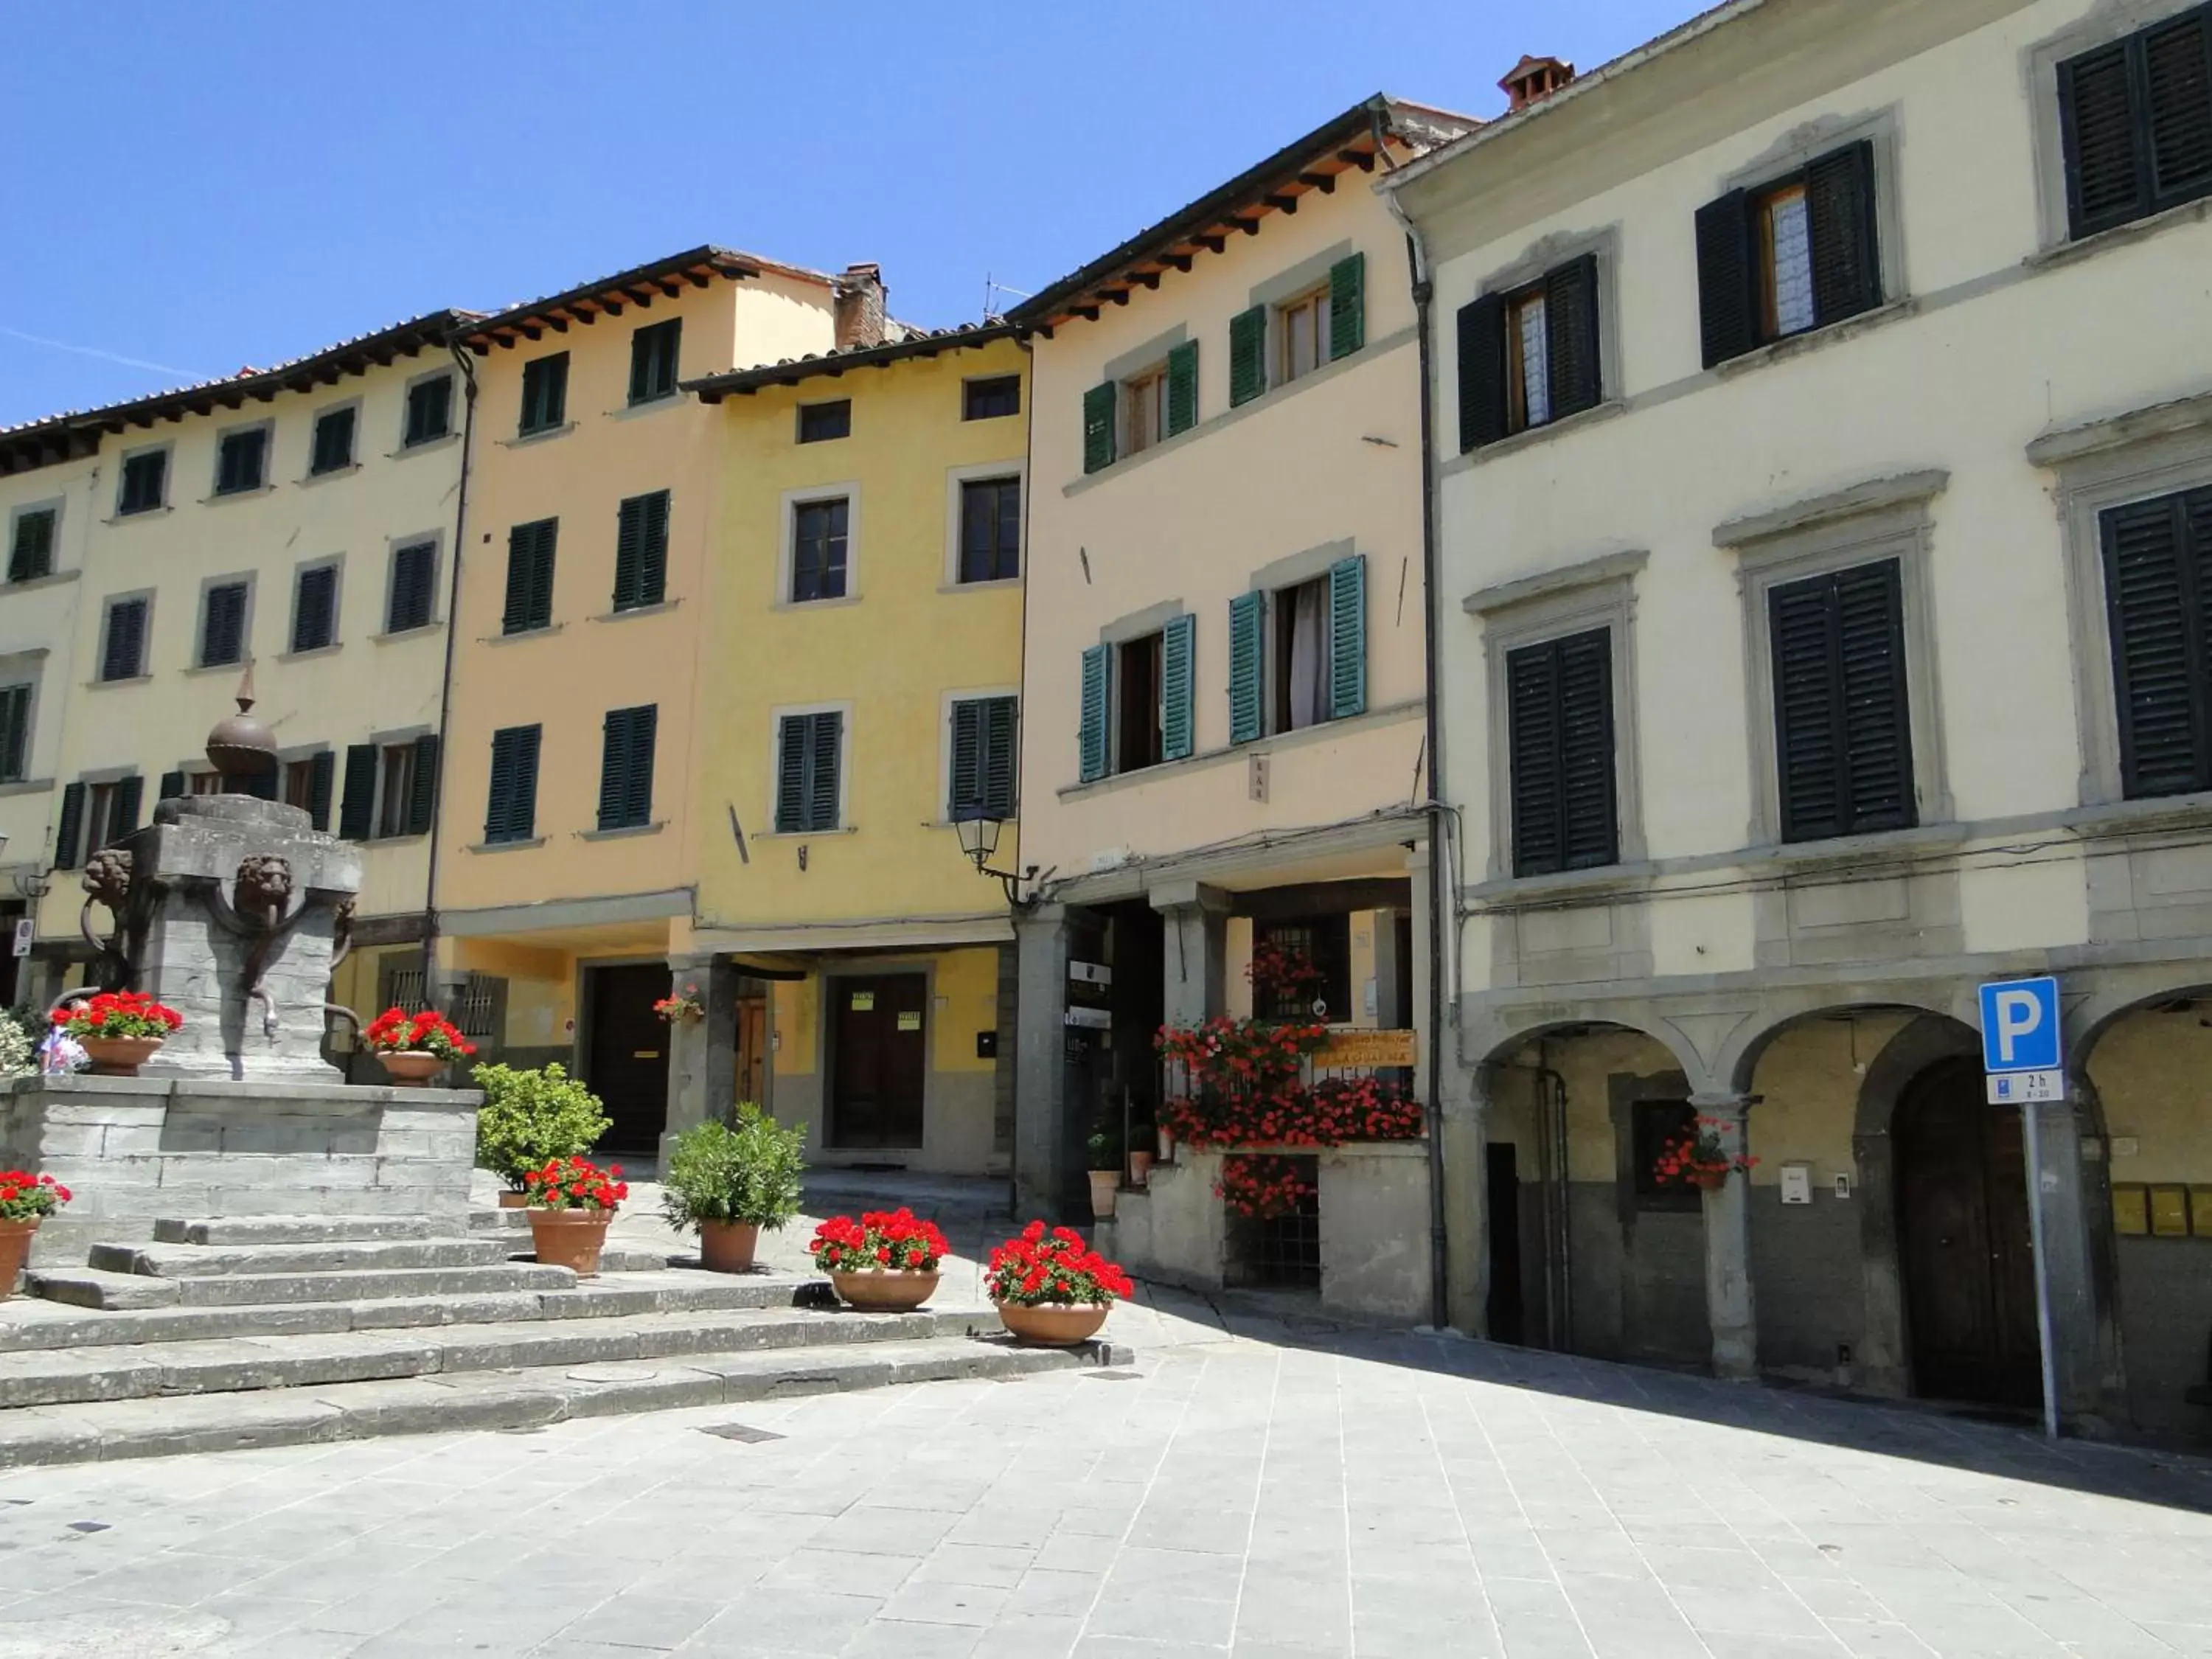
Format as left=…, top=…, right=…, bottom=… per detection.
left=678, top=327, right=1029, bottom=1173
left=431, top=247, right=853, bottom=1150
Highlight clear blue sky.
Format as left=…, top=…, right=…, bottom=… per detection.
left=0, top=1, right=1698, bottom=429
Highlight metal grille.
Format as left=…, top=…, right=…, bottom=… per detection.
left=453, top=973, right=501, bottom=1040
left=382, top=965, right=427, bottom=1014
left=1226, top=1155, right=1321, bottom=1291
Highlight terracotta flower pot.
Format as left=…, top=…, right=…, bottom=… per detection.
left=995, top=1299, right=1110, bottom=1346
left=376, top=1051, right=445, bottom=1084
left=1127, top=1150, right=1153, bottom=1189
left=1687, top=1167, right=1731, bottom=1192
left=78, top=1036, right=163, bottom=1077
left=0, top=1217, right=37, bottom=1301
left=497, top=1190, right=530, bottom=1210
left=1088, top=1170, right=1118, bottom=1220
left=828, top=1267, right=940, bottom=1312
left=698, top=1219, right=761, bottom=1273
left=527, top=1207, right=615, bottom=1277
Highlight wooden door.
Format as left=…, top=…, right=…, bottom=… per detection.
left=736, top=995, right=768, bottom=1107
left=585, top=964, right=672, bottom=1154
left=1895, top=1056, right=2042, bottom=1408
left=829, top=973, right=927, bottom=1150
left=1486, top=1142, right=1524, bottom=1346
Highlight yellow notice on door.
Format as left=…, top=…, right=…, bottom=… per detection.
left=850, top=992, right=875, bottom=1011
left=897, top=1011, right=922, bottom=1032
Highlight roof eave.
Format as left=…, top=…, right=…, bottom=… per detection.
left=684, top=322, right=1020, bottom=401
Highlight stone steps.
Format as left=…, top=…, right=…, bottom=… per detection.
left=0, top=1333, right=1127, bottom=1470
left=29, top=1260, right=578, bottom=1310
left=88, top=1236, right=520, bottom=1278
left=153, top=1215, right=439, bottom=1246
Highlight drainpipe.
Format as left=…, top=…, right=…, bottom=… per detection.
left=419, top=334, right=478, bottom=1017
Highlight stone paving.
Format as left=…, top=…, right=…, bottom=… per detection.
left=4, top=1284, right=2212, bottom=1658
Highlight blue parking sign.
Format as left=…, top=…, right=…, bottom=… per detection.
left=1978, top=976, right=2062, bottom=1074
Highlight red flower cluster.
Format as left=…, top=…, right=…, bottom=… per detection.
left=1652, top=1116, right=1759, bottom=1189
left=1160, top=1074, right=1425, bottom=1152
left=985, top=1220, right=1135, bottom=1307
left=362, top=1007, right=476, bottom=1061
left=0, top=1171, right=71, bottom=1223
left=809, top=1208, right=951, bottom=1273
left=52, top=992, right=182, bottom=1040
left=1214, top=1154, right=1315, bottom=1220
left=522, top=1155, right=627, bottom=1211
left=653, top=988, right=704, bottom=1024
left=1246, top=940, right=1327, bottom=1003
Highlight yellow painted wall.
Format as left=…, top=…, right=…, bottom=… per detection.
left=931, top=945, right=1000, bottom=1074
left=2093, top=1010, right=2212, bottom=1185
left=0, top=454, right=98, bottom=903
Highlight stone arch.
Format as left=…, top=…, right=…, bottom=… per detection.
left=1716, top=988, right=1966, bottom=1098
left=1467, top=1011, right=1707, bottom=1095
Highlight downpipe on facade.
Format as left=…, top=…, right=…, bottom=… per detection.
left=418, top=338, right=479, bottom=1013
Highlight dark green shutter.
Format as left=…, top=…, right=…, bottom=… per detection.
left=2059, top=10, right=2212, bottom=240
left=2146, top=10, right=2212, bottom=204
left=407, top=734, right=439, bottom=835
left=486, top=726, right=540, bottom=843
left=597, top=706, right=655, bottom=830
left=2062, top=40, right=2146, bottom=237
left=1509, top=630, right=1618, bottom=877
left=597, top=710, right=627, bottom=830
left=1078, top=645, right=1110, bottom=783
left=639, top=491, right=669, bottom=606
left=950, top=700, right=983, bottom=818
left=1082, top=382, right=1116, bottom=474
left=774, top=717, right=807, bottom=833
left=157, top=769, right=185, bottom=804
left=0, top=686, right=25, bottom=782
left=503, top=520, right=555, bottom=633
left=103, top=599, right=145, bottom=681
left=338, top=743, right=378, bottom=840
left=293, top=566, right=337, bottom=653
left=2104, top=490, right=2212, bottom=799
left=1806, top=141, right=1882, bottom=326
left=307, top=748, right=335, bottom=833
left=611, top=494, right=669, bottom=611
left=1328, top=253, right=1366, bottom=361
left=1544, top=256, right=1603, bottom=420
left=54, top=781, right=86, bottom=869
left=389, top=542, right=434, bottom=633
left=111, top=775, right=142, bottom=841
left=1457, top=293, right=1509, bottom=451
left=202, top=583, right=246, bottom=667
left=1229, top=306, right=1267, bottom=406
left=1770, top=561, right=1914, bottom=841
left=1161, top=613, right=1195, bottom=762
left=1165, top=341, right=1198, bottom=437
left=1327, top=556, right=1366, bottom=720
left=9, top=508, right=55, bottom=582
left=1694, top=190, right=1756, bottom=367
left=1228, top=592, right=1264, bottom=745
left=982, top=697, right=1017, bottom=817
left=807, top=712, right=841, bottom=830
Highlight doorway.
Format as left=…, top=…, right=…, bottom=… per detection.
left=585, top=963, right=672, bottom=1154
left=829, top=973, right=927, bottom=1150
left=736, top=992, right=768, bottom=1107
left=1486, top=1142, right=1524, bottom=1345
left=1894, top=1055, right=2042, bottom=1409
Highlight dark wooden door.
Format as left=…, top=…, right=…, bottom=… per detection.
left=830, top=973, right=927, bottom=1150
left=1895, top=1056, right=2042, bottom=1408
left=736, top=995, right=768, bottom=1107
left=1486, top=1142, right=1524, bottom=1346
left=586, top=964, right=672, bottom=1154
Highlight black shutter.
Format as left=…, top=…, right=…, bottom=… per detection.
left=775, top=717, right=807, bottom=833
left=103, top=599, right=145, bottom=681
left=1834, top=563, right=1915, bottom=832
left=1694, top=189, right=1756, bottom=367
left=1770, top=561, right=1914, bottom=841
left=2104, top=492, right=2212, bottom=798
left=202, top=583, right=246, bottom=667
left=9, top=508, right=54, bottom=582
left=1507, top=631, right=1616, bottom=877
left=1771, top=579, right=1843, bottom=841
left=950, top=700, right=982, bottom=818
left=613, top=493, right=668, bottom=611
left=503, top=521, right=554, bottom=633
left=2147, top=8, right=2212, bottom=203
left=111, top=775, right=143, bottom=842
left=623, top=706, right=655, bottom=827
left=2062, top=41, right=2149, bottom=237
left=389, top=542, right=434, bottom=633
left=1806, top=141, right=1882, bottom=326
left=1456, top=293, right=1509, bottom=452
left=984, top=698, right=1017, bottom=818
left=1543, top=255, right=1603, bottom=421
left=157, top=770, right=185, bottom=804
left=485, top=736, right=517, bottom=842
left=486, top=726, right=540, bottom=842
left=408, top=734, right=439, bottom=835
left=54, top=781, right=86, bottom=870
left=307, top=748, right=335, bottom=832
left=293, top=566, right=336, bottom=652
left=639, top=491, right=668, bottom=606
left=807, top=712, right=841, bottom=831
left=338, top=743, right=378, bottom=840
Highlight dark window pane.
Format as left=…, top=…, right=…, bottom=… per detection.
left=520, top=353, right=569, bottom=435
left=629, top=319, right=681, bottom=405
left=119, top=451, right=166, bottom=515
left=798, top=400, right=852, bottom=442
left=8, top=509, right=55, bottom=582
left=404, top=375, right=453, bottom=445
left=201, top=582, right=248, bottom=667
left=215, top=428, right=267, bottom=495
left=310, top=408, right=355, bottom=476
left=102, top=599, right=147, bottom=681
left=1116, top=631, right=1162, bottom=774
left=0, top=684, right=30, bottom=783
left=959, top=478, right=1020, bottom=583
left=792, top=498, right=849, bottom=602
left=387, top=542, right=436, bottom=633
left=291, top=566, right=338, bottom=653
left=963, top=375, right=1020, bottom=420
left=1253, top=915, right=1352, bottom=1023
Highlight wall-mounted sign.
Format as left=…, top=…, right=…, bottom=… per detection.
left=896, top=1011, right=922, bottom=1032
left=1779, top=1164, right=1812, bottom=1206
left=10, top=919, right=29, bottom=959
left=1315, top=1029, right=1417, bottom=1068
left=1068, top=961, right=1112, bottom=987
left=850, top=991, right=875, bottom=1012
left=1064, top=1006, right=1111, bottom=1030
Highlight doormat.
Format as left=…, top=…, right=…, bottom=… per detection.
left=700, top=1422, right=785, bottom=1444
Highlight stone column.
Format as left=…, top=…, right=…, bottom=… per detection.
left=661, top=955, right=739, bottom=1160
left=2032, top=1097, right=2110, bottom=1421
left=1441, top=1081, right=1490, bottom=1336
left=1013, top=904, right=1077, bottom=1220
left=1150, top=880, right=1228, bottom=1030
left=1692, top=1091, right=1759, bottom=1380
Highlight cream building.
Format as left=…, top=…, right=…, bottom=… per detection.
left=1389, top=0, right=2212, bottom=1439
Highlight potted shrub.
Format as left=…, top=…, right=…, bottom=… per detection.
left=1654, top=1118, right=1759, bottom=1192
left=0, top=1170, right=71, bottom=1300
left=362, top=1006, right=476, bottom=1083
left=1087, top=1120, right=1121, bottom=1220
left=522, top=1155, right=627, bottom=1277
left=53, top=992, right=182, bottom=1076
left=660, top=1105, right=807, bottom=1273
left=809, top=1208, right=950, bottom=1312
left=473, top=1062, right=613, bottom=1208
left=985, top=1220, right=1133, bottom=1346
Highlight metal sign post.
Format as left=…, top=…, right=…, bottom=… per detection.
left=1979, top=976, right=2063, bottom=1441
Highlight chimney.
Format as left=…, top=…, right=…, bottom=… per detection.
left=1499, top=55, right=1575, bottom=114
left=833, top=262, right=886, bottom=350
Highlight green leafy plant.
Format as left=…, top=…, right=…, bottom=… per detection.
left=471, top=1062, right=612, bottom=1192
left=659, top=1105, right=808, bottom=1231
left=1086, top=1116, right=1121, bottom=1172
left=0, top=1010, right=35, bottom=1080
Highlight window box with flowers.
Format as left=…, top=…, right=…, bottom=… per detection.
left=53, top=992, right=183, bottom=1077
left=522, top=1155, right=628, bottom=1277
left=1652, top=1118, right=1758, bottom=1192
left=0, top=1170, right=72, bottom=1299
left=985, top=1220, right=1134, bottom=1346
left=361, top=1006, right=477, bottom=1083
left=654, top=986, right=705, bottom=1025
left=810, top=1208, right=950, bottom=1311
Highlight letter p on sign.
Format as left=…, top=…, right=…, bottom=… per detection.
left=1978, top=976, right=2062, bottom=1074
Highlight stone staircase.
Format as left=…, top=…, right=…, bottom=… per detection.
left=0, top=1214, right=1126, bottom=1468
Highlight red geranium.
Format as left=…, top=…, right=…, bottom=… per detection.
left=362, top=1006, right=476, bottom=1061
left=1652, top=1116, right=1758, bottom=1189
left=523, top=1155, right=627, bottom=1211
left=809, top=1208, right=950, bottom=1273
left=53, top=992, right=182, bottom=1040
left=985, top=1220, right=1134, bottom=1307
left=1215, top=1153, right=1316, bottom=1220
left=0, top=1170, right=71, bottom=1222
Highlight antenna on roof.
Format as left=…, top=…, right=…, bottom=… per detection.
left=982, top=274, right=1032, bottom=323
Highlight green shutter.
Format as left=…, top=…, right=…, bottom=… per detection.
left=1228, top=592, right=1264, bottom=745
left=622, top=707, right=655, bottom=827
left=1079, top=645, right=1110, bottom=782
left=1229, top=306, right=1267, bottom=406
left=157, top=769, right=185, bottom=804
left=775, top=717, right=808, bottom=833
left=307, top=749, right=335, bottom=832
left=597, top=709, right=629, bottom=831
left=53, top=781, right=85, bottom=870
left=1328, top=555, right=1366, bottom=720
left=1082, top=382, right=1116, bottom=474
left=807, top=712, right=841, bottom=830
left=1166, top=341, right=1199, bottom=436
left=639, top=490, right=669, bottom=605
left=950, top=700, right=983, bottom=818
left=983, top=696, right=1018, bottom=818
left=111, top=775, right=144, bottom=842
left=339, top=744, right=378, bottom=840
left=1161, top=614, right=1195, bottom=762
left=407, top=734, right=439, bottom=835
left=613, top=498, right=645, bottom=611
left=597, top=706, right=655, bottom=830
left=1328, top=254, right=1366, bottom=361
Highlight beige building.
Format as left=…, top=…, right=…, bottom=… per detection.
left=1389, top=0, right=2212, bottom=1439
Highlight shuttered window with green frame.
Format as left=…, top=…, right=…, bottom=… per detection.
left=1160, top=614, right=1196, bottom=762
left=1077, top=645, right=1112, bottom=782
left=612, top=490, right=670, bottom=611
left=774, top=710, right=844, bottom=833
left=1165, top=341, right=1199, bottom=437
left=1328, top=252, right=1366, bottom=361
left=1082, top=382, right=1116, bottom=474
left=950, top=695, right=1019, bottom=821
left=1228, top=592, right=1265, bottom=745
left=597, top=703, right=658, bottom=831
left=1229, top=306, right=1267, bottom=406
left=1327, top=554, right=1366, bottom=720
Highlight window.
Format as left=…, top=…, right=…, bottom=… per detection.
left=483, top=726, right=541, bottom=844
left=1227, top=557, right=1368, bottom=745
left=1506, top=629, right=1618, bottom=877
left=1280, top=287, right=1330, bottom=385
left=9, top=509, right=55, bottom=583
left=214, top=427, right=268, bottom=495
left=613, top=490, right=669, bottom=611
left=798, top=400, right=851, bottom=443
left=375, top=743, right=415, bottom=838
left=791, top=498, right=849, bottom=602
left=54, top=775, right=143, bottom=870
left=964, top=375, right=1020, bottom=421
left=1123, top=366, right=1168, bottom=458
left=1456, top=256, right=1602, bottom=451
left=519, top=353, right=568, bottom=436
left=117, top=451, right=166, bottom=516
left=502, top=518, right=557, bottom=633
left=1769, top=560, right=1915, bottom=841
left=291, top=564, right=339, bottom=653
left=2059, top=4, right=2212, bottom=240
left=200, top=581, right=249, bottom=668
left=597, top=703, right=658, bottom=831
left=310, top=406, right=356, bottom=476
left=1231, top=307, right=1268, bottom=407
left=958, top=478, right=1020, bottom=583
left=1079, top=616, right=1195, bottom=782
left=950, top=695, right=1018, bottom=821
left=628, top=319, right=681, bottom=406
left=187, top=770, right=224, bottom=796
left=2103, top=484, right=2212, bottom=799
left=100, top=597, right=148, bottom=681
left=0, top=684, right=29, bottom=783
left=386, top=540, right=437, bottom=633
left=1696, top=142, right=1880, bottom=367
left=339, top=734, right=436, bottom=841
left=774, top=710, right=842, bottom=832
left=282, top=757, right=316, bottom=810
left=1255, top=916, right=1352, bottom=1023
left=279, top=751, right=335, bottom=831
left=1632, top=1099, right=1701, bottom=1209
left=403, top=375, right=453, bottom=447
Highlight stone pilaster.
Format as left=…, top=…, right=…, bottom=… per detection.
left=1693, top=1090, right=1759, bottom=1380
left=1013, top=904, right=1078, bottom=1220
left=661, top=955, right=740, bottom=1161
left=1150, top=880, right=1228, bottom=1029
